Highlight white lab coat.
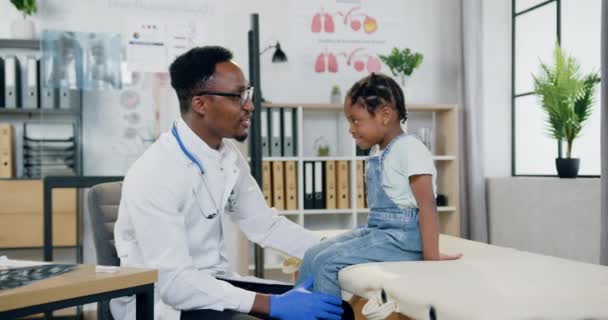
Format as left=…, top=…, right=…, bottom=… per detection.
left=111, top=118, right=320, bottom=320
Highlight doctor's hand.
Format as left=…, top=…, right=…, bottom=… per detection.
left=269, top=274, right=344, bottom=320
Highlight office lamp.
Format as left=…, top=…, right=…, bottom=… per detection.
left=261, top=41, right=288, bottom=63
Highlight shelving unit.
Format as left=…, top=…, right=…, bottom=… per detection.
left=0, top=39, right=81, bottom=251
left=0, top=38, right=83, bottom=179
left=250, top=102, right=460, bottom=277
left=0, top=38, right=84, bottom=318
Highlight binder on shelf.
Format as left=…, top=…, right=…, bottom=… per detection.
left=269, top=108, right=282, bottom=157
left=282, top=108, right=295, bottom=156
left=325, top=160, right=336, bottom=210
left=313, top=161, right=325, bottom=209
left=0, top=124, right=15, bottom=178
left=262, top=161, right=272, bottom=207
left=58, top=89, right=80, bottom=110
left=39, top=59, right=56, bottom=110
left=3, top=56, right=21, bottom=109
left=261, top=109, right=270, bottom=157
left=58, top=88, right=69, bottom=110
left=0, top=57, right=4, bottom=108
left=22, top=56, right=40, bottom=110
left=271, top=161, right=285, bottom=210
left=304, top=161, right=314, bottom=209
left=356, top=160, right=366, bottom=208
left=284, top=161, right=297, bottom=210
left=336, top=160, right=350, bottom=209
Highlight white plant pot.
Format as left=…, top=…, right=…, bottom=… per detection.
left=10, top=18, right=36, bottom=39
left=400, top=77, right=413, bottom=104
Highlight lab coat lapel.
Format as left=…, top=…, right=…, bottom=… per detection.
left=221, top=151, right=239, bottom=211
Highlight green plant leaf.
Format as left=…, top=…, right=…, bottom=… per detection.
left=10, top=0, right=37, bottom=15
left=573, top=72, right=600, bottom=131
left=379, top=47, right=424, bottom=80
left=532, top=42, right=597, bottom=158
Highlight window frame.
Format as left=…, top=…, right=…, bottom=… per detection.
left=510, top=0, right=600, bottom=177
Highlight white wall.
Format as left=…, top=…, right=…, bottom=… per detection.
left=0, top=1, right=464, bottom=272
left=1, top=0, right=463, bottom=104
left=481, top=0, right=513, bottom=177
left=0, top=0, right=464, bottom=175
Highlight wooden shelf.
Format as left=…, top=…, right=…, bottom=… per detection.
left=301, top=156, right=353, bottom=161
left=357, top=207, right=456, bottom=214
left=277, top=210, right=300, bottom=215
left=248, top=264, right=283, bottom=271
left=263, top=102, right=341, bottom=109
left=262, top=102, right=457, bottom=112
left=408, top=104, right=457, bottom=112
left=433, top=155, right=457, bottom=161
left=354, top=155, right=456, bottom=161
left=302, top=209, right=354, bottom=215
left=0, top=39, right=40, bottom=50
left=437, top=206, right=457, bottom=212
left=0, top=108, right=79, bottom=115
left=264, top=156, right=299, bottom=161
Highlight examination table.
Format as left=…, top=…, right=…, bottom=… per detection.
left=311, top=233, right=608, bottom=319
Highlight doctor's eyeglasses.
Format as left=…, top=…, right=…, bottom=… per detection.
left=195, top=86, right=254, bottom=106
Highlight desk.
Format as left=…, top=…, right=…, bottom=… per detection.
left=43, top=176, right=123, bottom=262
left=0, top=264, right=157, bottom=320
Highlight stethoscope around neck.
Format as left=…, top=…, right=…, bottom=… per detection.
left=171, top=122, right=220, bottom=219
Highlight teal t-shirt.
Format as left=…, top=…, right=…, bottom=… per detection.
left=369, top=135, right=437, bottom=208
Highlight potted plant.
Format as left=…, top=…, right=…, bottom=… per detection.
left=379, top=47, right=423, bottom=86
left=532, top=44, right=600, bottom=178
left=330, top=85, right=342, bottom=104
left=10, top=0, right=37, bottom=39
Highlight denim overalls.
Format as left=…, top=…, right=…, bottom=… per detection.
left=296, top=134, right=423, bottom=297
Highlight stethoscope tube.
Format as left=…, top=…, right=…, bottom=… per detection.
left=172, top=123, right=205, bottom=175
left=171, top=122, right=219, bottom=219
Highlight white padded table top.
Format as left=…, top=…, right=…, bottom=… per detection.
left=338, top=235, right=608, bottom=319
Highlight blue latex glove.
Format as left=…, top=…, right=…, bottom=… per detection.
left=269, top=274, right=344, bottom=320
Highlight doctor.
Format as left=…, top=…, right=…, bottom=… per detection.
left=112, top=46, right=346, bottom=320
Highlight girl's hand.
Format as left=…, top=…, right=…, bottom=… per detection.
left=439, top=252, right=463, bottom=260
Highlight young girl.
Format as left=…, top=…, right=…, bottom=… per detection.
left=296, top=73, right=461, bottom=297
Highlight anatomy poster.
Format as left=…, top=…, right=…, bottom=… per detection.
left=290, top=0, right=403, bottom=78
left=82, top=72, right=179, bottom=175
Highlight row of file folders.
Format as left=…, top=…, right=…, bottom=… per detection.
left=260, top=108, right=297, bottom=157
left=262, top=160, right=367, bottom=211
left=0, top=55, right=81, bottom=109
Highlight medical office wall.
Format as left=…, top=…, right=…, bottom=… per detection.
left=1, top=0, right=463, bottom=175
left=0, top=0, right=464, bottom=274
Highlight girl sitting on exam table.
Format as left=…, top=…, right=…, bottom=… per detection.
left=295, top=73, right=462, bottom=296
